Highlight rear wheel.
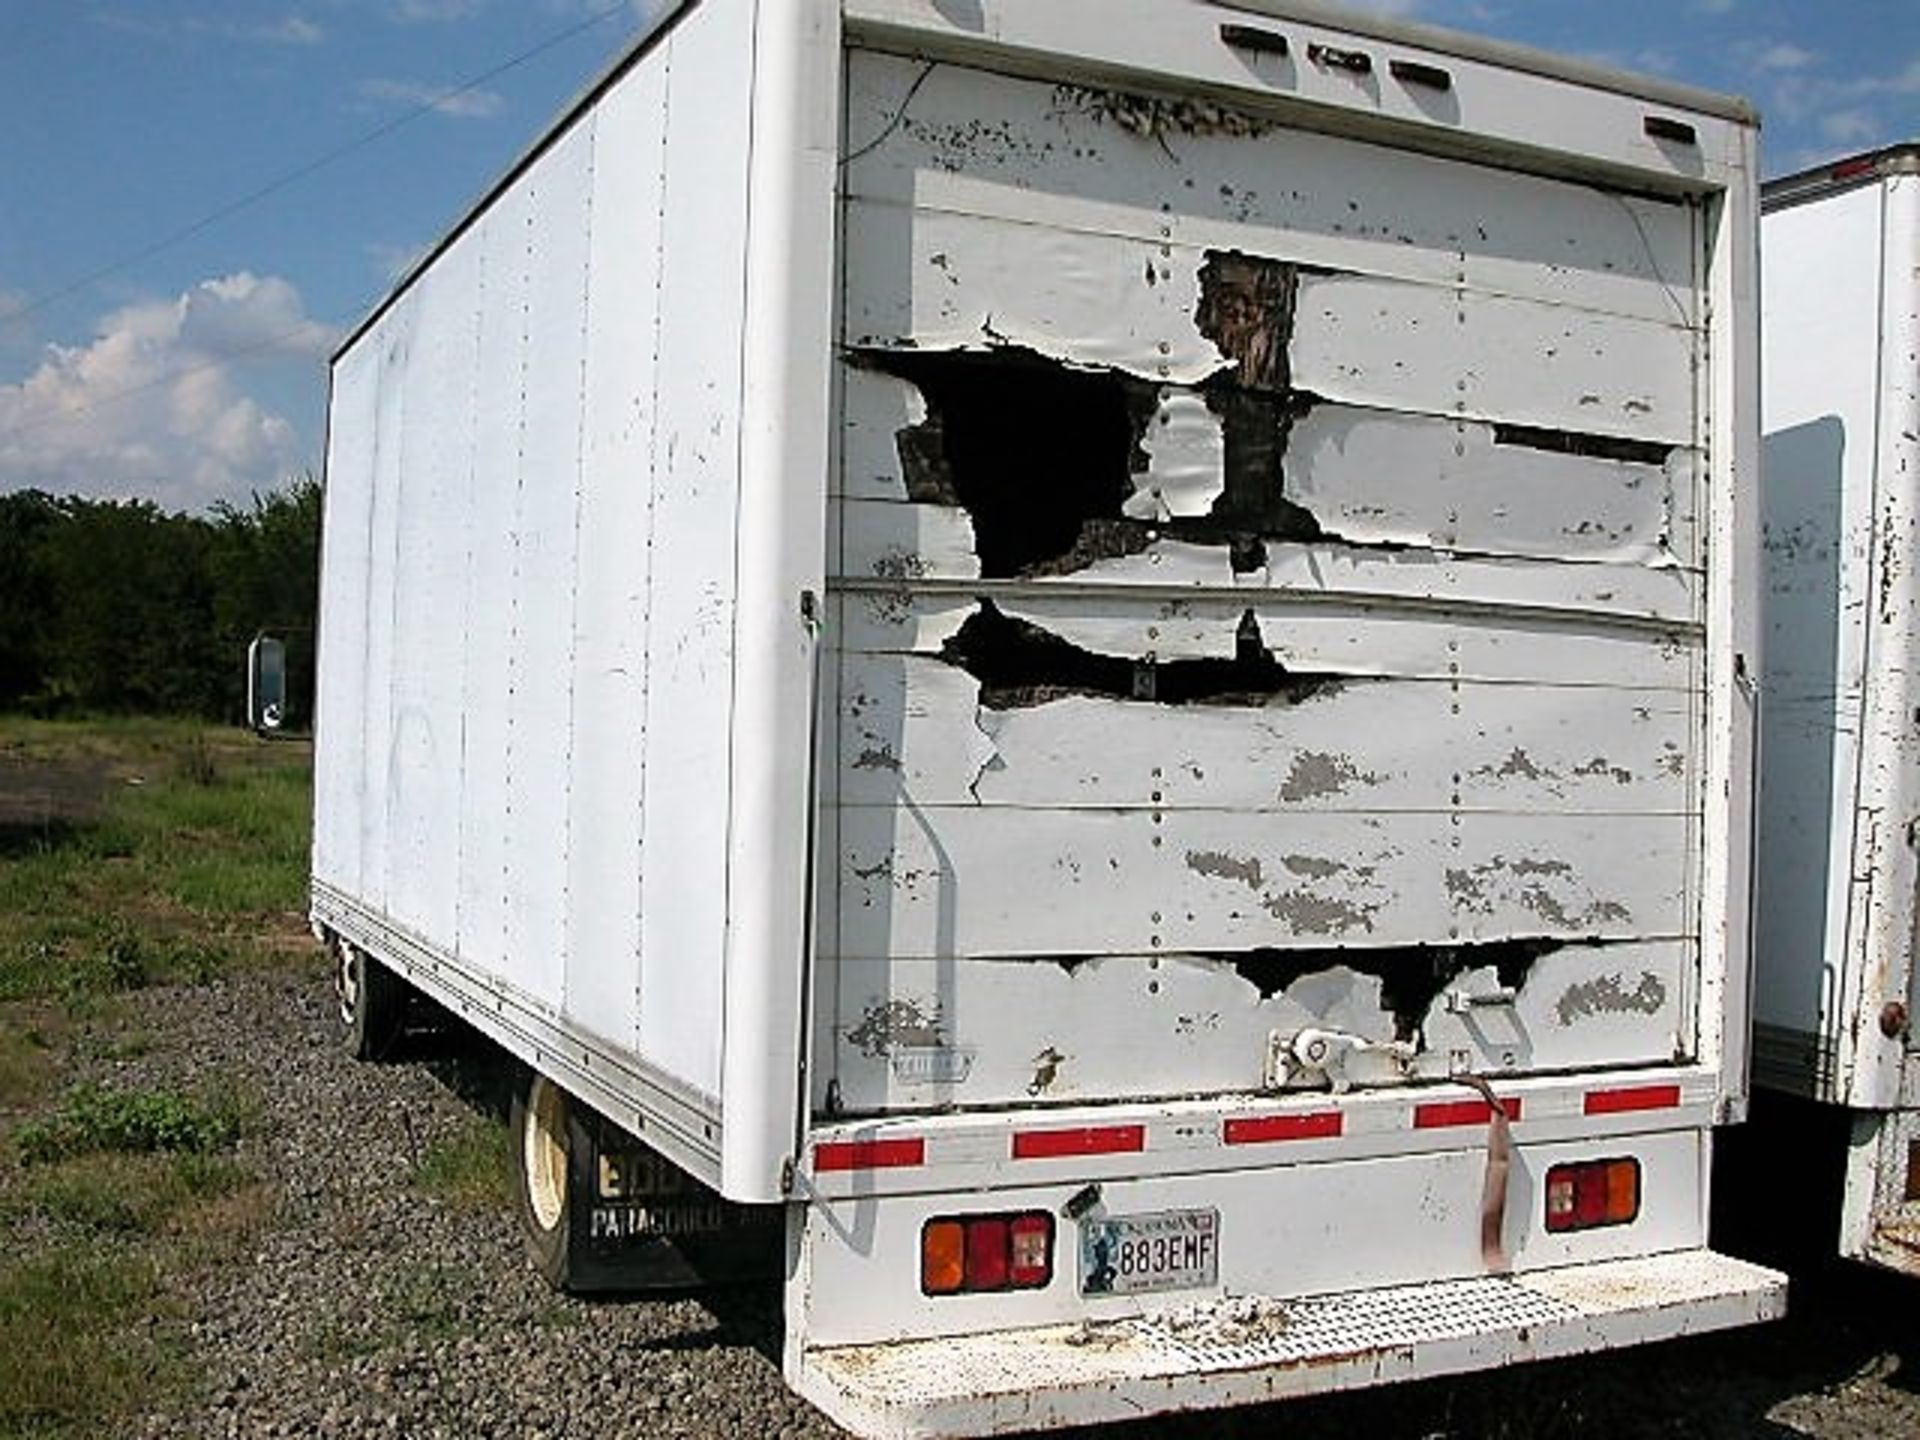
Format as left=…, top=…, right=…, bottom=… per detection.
left=512, top=1072, right=580, bottom=1288
left=334, top=939, right=406, bottom=1060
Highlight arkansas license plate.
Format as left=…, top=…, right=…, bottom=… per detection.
left=1079, top=1208, right=1219, bottom=1296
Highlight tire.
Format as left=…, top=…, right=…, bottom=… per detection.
left=512, top=1071, right=581, bottom=1289
left=334, top=939, right=406, bottom=1061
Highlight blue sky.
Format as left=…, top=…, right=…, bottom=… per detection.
left=0, top=0, right=1913, bottom=513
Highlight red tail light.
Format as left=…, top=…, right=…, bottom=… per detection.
left=921, top=1211, right=1055, bottom=1295
left=1545, top=1158, right=1641, bottom=1233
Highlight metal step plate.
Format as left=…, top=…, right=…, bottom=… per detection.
left=795, top=1250, right=1785, bottom=1439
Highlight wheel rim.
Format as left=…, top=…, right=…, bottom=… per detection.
left=335, top=944, right=360, bottom=1027
left=523, top=1077, right=569, bottom=1233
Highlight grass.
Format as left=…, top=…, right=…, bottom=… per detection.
left=414, top=1113, right=514, bottom=1215
left=0, top=718, right=311, bottom=1007
left=0, top=1247, right=176, bottom=1438
left=0, top=716, right=304, bottom=1438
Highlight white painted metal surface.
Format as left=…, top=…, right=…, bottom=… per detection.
left=1754, top=145, right=1920, bottom=1275
left=1755, top=150, right=1920, bottom=1110
left=794, top=1125, right=1712, bottom=1347
left=315, top=0, right=835, bottom=1197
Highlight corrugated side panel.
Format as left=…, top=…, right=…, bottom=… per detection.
left=314, top=0, right=756, bottom=1113
left=819, top=51, right=1713, bottom=1116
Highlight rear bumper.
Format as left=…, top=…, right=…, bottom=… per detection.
left=792, top=1249, right=1785, bottom=1439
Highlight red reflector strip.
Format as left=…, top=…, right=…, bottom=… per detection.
left=1415, top=1097, right=1522, bottom=1129
left=1011, top=1125, right=1146, bottom=1160
left=1585, top=1084, right=1682, bottom=1116
left=1224, top=1112, right=1343, bottom=1145
left=814, top=1138, right=925, bottom=1172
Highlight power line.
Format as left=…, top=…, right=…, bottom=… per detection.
left=6, top=0, right=638, bottom=327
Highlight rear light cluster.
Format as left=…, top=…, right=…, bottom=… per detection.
left=1545, top=1158, right=1641, bottom=1233
left=921, top=1212, right=1055, bottom=1296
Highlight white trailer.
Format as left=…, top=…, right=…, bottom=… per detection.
left=1750, top=143, right=1920, bottom=1275
left=313, top=1, right=1784, bottom=1432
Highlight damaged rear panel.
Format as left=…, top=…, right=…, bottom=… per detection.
left=815, top=11, right=1753, bottom=1122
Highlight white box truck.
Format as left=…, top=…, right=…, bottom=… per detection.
left=1747, top=143, right=1920, bottom=1275
left=313, top=1, right=1786, bottom=1432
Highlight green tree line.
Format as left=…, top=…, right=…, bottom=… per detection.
left=0, top=479, right=320, bottom=723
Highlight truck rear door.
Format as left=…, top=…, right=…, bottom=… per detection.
left=817, top=28, right=1721, bottom=1119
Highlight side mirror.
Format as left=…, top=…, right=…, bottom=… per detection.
left=248, top=635, right=288, bottom=733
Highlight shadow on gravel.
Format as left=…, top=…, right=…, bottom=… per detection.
left=630, top=1283, right=788, bottom=1371
left=401, top=1001, right=517, bottom=1123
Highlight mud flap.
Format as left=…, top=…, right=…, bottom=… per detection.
left=562, top=1108, right=784, bottom=1292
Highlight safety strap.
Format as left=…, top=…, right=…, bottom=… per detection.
left=1456, top=1073, right=1513, bottom=1274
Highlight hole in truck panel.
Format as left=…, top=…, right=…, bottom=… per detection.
left=940, top=600, right=1342, bottom=710
left=1195, top=251, right=1301, bottom=393
left=863, top=347, right=1158, bottom=578
left=1214, top=939, right=1561, bottom=1042
left=1492, top=424, right=1674, bottom=468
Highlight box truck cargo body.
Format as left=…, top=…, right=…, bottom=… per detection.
left=313, top=0, right=1783, bottom=1431
left=1752, top=144, right=1920, bottom=1276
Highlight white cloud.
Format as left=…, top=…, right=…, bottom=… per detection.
left=390, top=0, right=488, bottom=20
left=95, top=12, right=325, bottom=46
left=1753, top=43, right=1817, bottom=72
left=367, top=242, right=432, bottom=286
left=0, top=274, right=335, bottom=511
left=252, top=17, right=324, bottom=45
left=1851, top=55, right=1920, bottom=96
left=1819, top=108, right=1881, bottom=144
left=361, top=77, right=505, bottom=119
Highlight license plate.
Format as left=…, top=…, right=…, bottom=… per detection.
left=1078, top=1208, right=1219, bottom=1296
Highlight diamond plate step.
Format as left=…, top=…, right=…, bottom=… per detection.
left=794, top=1250, right=1785, bottom=1439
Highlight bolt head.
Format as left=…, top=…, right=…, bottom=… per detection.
left=1881, top=1001, right=1910, bottom=1040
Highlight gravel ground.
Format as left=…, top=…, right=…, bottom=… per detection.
left=99, top=957, right=1920, bottom=1440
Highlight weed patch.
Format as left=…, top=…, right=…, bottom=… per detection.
left=414, top=1114, right=512, bottom=1214
left=16, top=1084, right=242, bottom=1165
